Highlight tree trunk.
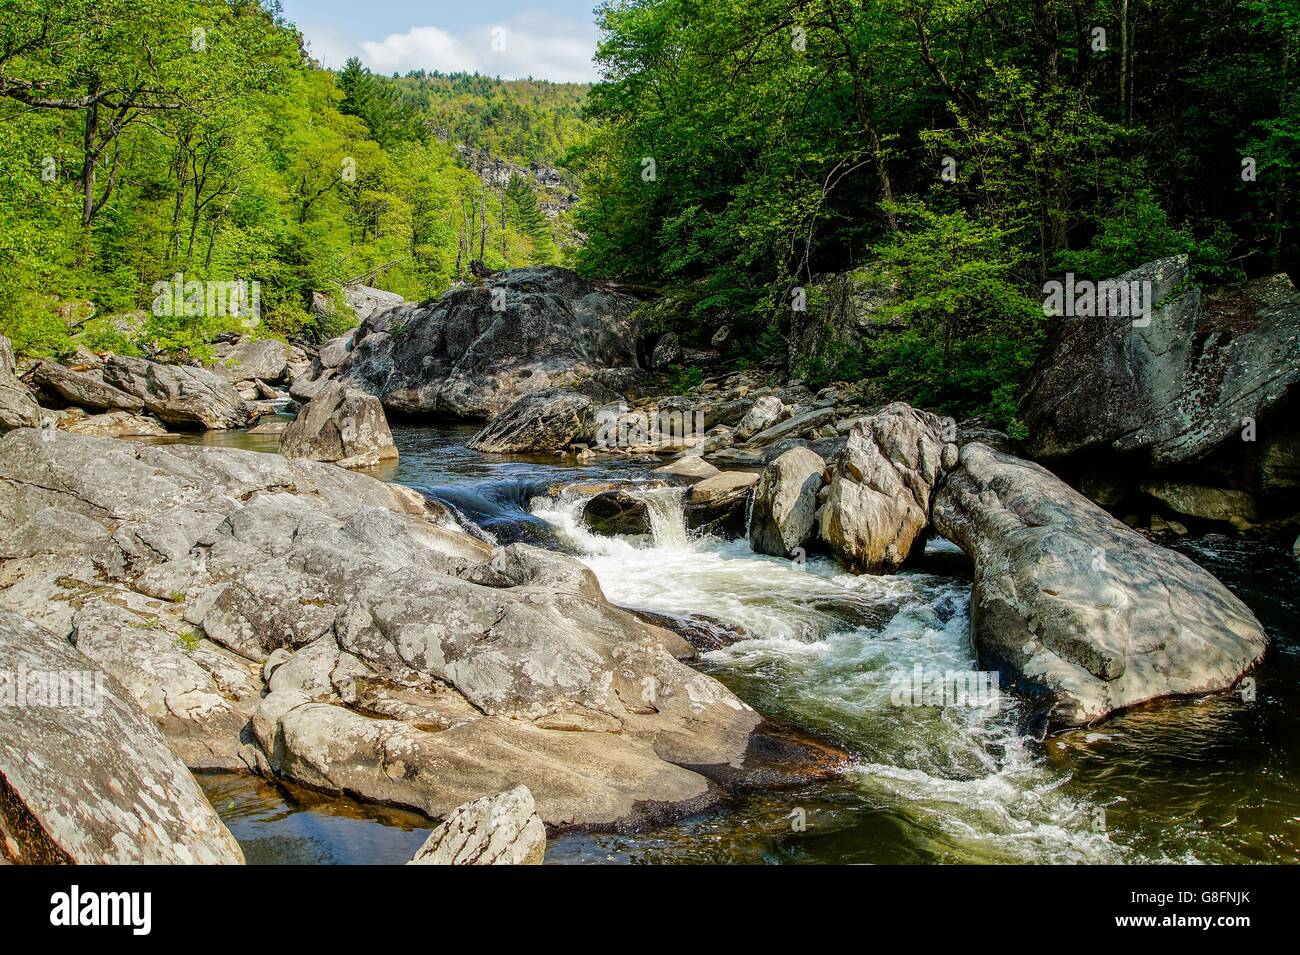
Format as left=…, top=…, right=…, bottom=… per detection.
left=80, top=79, right=101, bottom=227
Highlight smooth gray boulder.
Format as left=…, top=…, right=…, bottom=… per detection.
left=818, top=403, right=957, bottom=573
left=103, top=355, right=249, bottom=429
left=279, top=380, right=398, bottom=469
left=338, top=266, right=638, bottom=418
left=749, top=447, right=825, bottom=557
left=212, top=338, right=291, bottom=384
left=407, top=785, right=546, bottom=865
left=317, top=331, right=356, bottom=369
left=735, top=395, right=787, bottom=441
left=742, top=405, right=839, bottom=448
left=1139, top=479, right=1258, bottom=522
left=467, top=388, right=594, bottom=453
left=932, top=443, right=1269, bottom=728
left=653, top=455, right=720, bottom=483
left=0, top=607, right=244, bottom=863
left=31, top=360, right=145, bottom=413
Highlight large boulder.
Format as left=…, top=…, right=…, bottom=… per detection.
left=466, top=388, right=595, bottom=453
left=749, top=447, right=825, bottom=557
left=734, top=395, right=787, bottom=441
left=338, top=266, right=638, bottom=419
left=407, top=785, right=545, bottom=865
left=0, top=607, right=244, bottom=863
left=103, top=355, right=249, bottom=430
left=1139, top=479, right=1258, bottom=523
left=818, top=403, right=958, bottom=573
left=1021, top=258, right=1300, bottom=466
left=31, top=360, right=144, bottom=413
left=317, top=331, right=356, bottom=370
left=932, top=443, right=1269, bottom=728
left=279, top=380, right=398, bottom=469
left=0, top=429, right=841, bottom=831
left=0, top=372, right=42, bottom=431
left=212, top=338, right=291, bottom=384
left=344, top=284, right=406, bottom=323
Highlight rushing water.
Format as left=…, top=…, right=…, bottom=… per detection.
left=193, top=424, right=1300, bottom=864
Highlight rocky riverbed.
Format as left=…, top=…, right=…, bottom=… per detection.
left=2, top=259, right=1298, bottom=864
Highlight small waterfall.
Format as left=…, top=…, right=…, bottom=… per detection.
left=641, top=487, right=689, bottom=549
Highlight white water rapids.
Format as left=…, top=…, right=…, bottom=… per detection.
left=531, top=485, right=1123, bottom=863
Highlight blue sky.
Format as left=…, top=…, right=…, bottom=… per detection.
left=279, top=1, right=604, bottom=83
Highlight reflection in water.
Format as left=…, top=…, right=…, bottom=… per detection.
left=165, top=423, right=1299, bottom=863
left=199, top=773, right=432, bottom=865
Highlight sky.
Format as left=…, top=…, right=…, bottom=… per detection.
left=278, top=1, right=604, bottom=83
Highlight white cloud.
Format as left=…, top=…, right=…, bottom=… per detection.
left=356, top=14, right=599, bottom=83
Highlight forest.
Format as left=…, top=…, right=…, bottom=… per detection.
left=0, top=0, right=1296, bottom=431
left=572, top=0, right=1297, bottom=429
left=0, top=0, right=575, bottom=362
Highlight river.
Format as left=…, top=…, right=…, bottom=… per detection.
left=187, top=423, right=1300, bottom=864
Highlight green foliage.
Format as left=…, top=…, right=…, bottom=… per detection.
left=505, top=174, right=557, bottom=264
left=0, top=1, right=575, bottom=360
left=861, top=202, right=1043, bottom=424
left=575, top=0, right=1299, bottom=423
left=1056, top=189, right=1194, bottom=280
left=666, top=364, right=704, bottom=395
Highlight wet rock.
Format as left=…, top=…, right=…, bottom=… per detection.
left=583, top=489, right=652, bottom=536
left=31, top=360, right=143, bottom=413
left=1139, top=479, right=1258, bottom=523
left=407, top=785, right=546, bottom=865
left=0, top=607, right=244, bottom=863
left=749, top=447, right=825, bottom=557
left=685, top=471, right=759, bottom=538
left=279, top=380, right=398, bottom=469
left=818, top=402, right=957, bottom=574
left=466, top=388, right=595, bottom=453
left=339, top=266, right=638, bottom=418
left=103, top=355, right=249, bottom=430
left=932, top=443, right=1269, bottom=728
left=625, top=606, right=748, bottom=653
